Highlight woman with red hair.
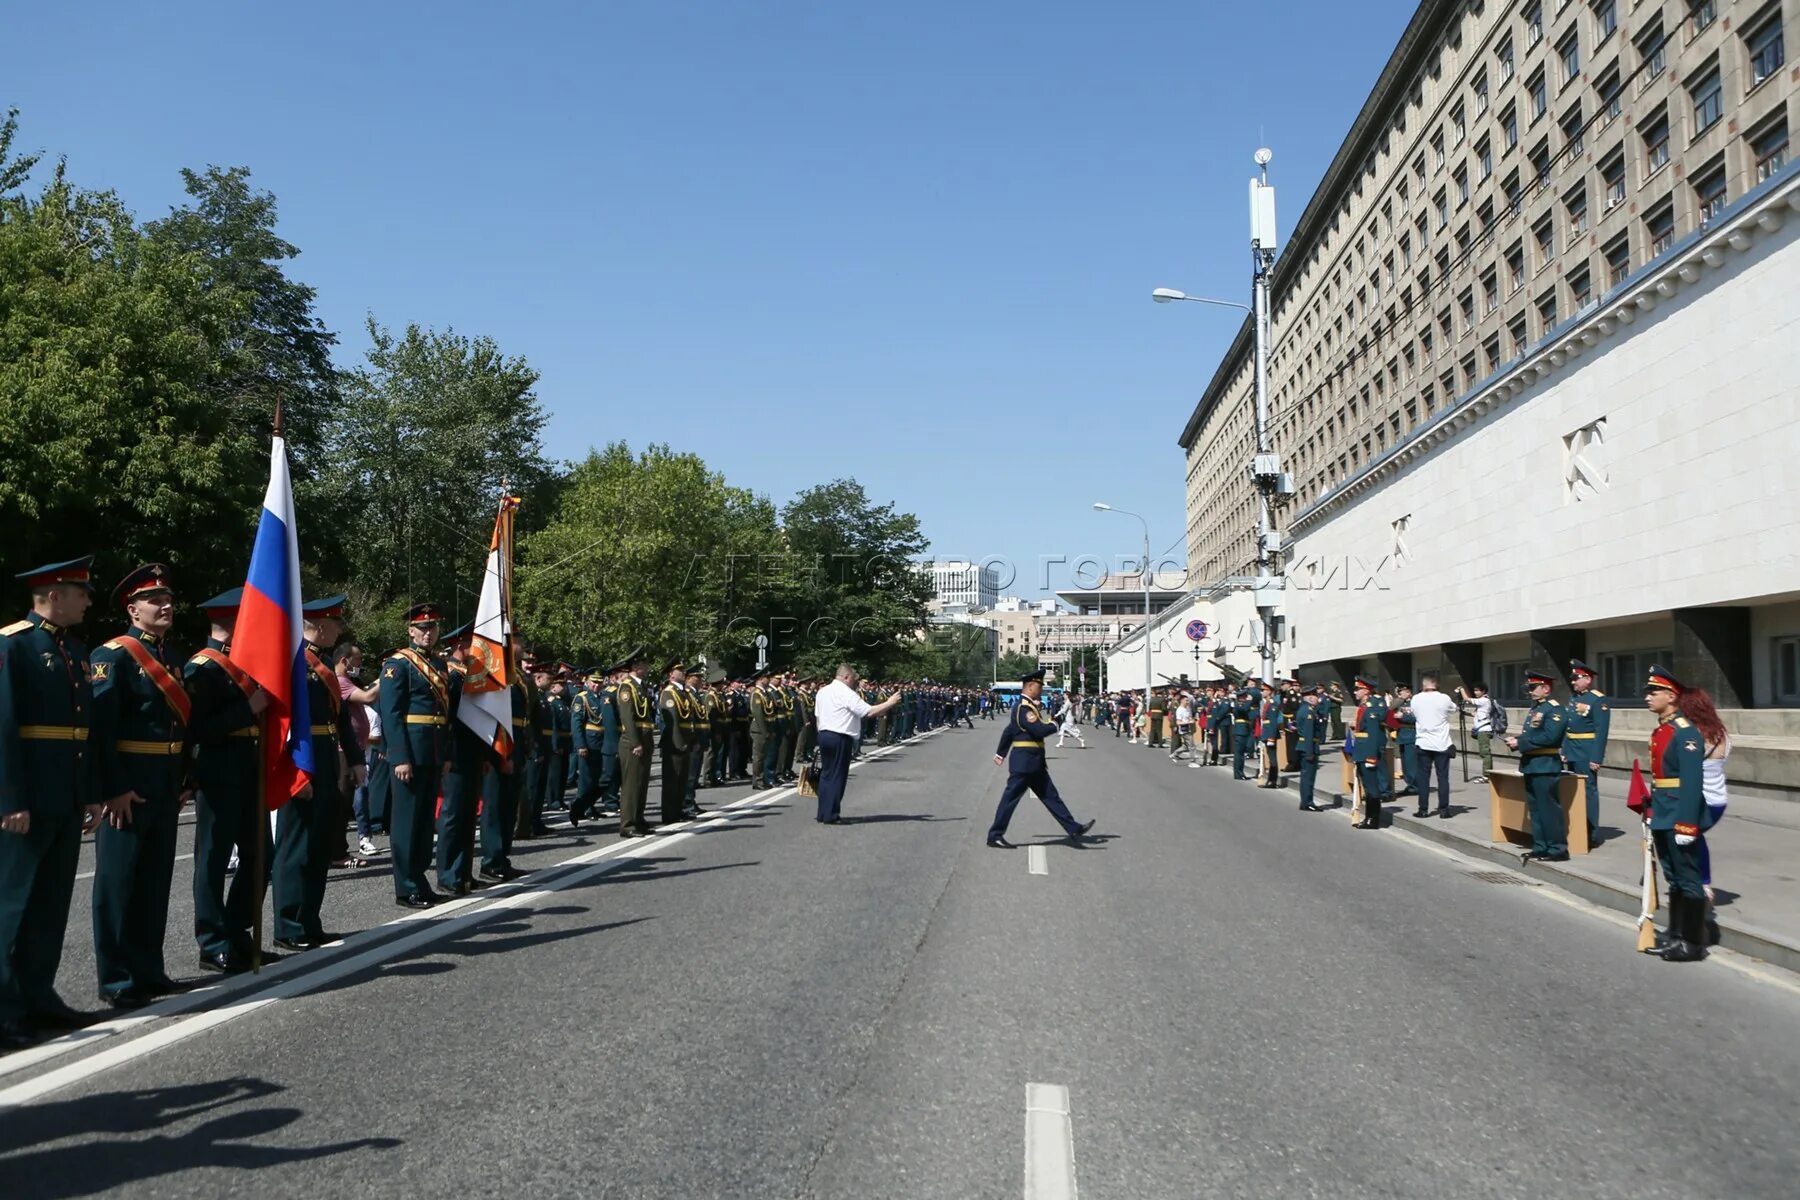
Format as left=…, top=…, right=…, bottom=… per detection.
left=1678, top=687, right=1731, bottom=947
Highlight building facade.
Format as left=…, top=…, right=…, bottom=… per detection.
left=921, top=559, right=1001, bottom=612
left=1180, top=0, right=1798, bottom=709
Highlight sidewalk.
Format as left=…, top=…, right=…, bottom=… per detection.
left=1144, top=739, right=1800, bottom=974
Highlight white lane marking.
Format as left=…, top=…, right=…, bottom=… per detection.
left=76, top=852, right=192, bottom=883
left=1024, top=1082, right=1078, bottom=1200
left=1027, top=845, right=1048, bottom=876
left=0, top=730, right=937, bottom=1102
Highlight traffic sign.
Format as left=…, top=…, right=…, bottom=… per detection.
left=1185, top=620, right=1210, bottom=642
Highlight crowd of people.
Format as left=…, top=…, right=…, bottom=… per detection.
left=0, top=553, right=1008, bottom=1051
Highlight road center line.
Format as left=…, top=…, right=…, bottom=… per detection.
left=0, top=730, right=936, bottom=1103
left=1024, top=1081, right=1078, bottom=1200
left=1027, top=845, right=1048, bottom=876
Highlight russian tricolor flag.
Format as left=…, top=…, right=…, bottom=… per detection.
left=231, top=435, right=314, bottom=807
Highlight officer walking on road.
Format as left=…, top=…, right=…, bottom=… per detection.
left=986, top=669, right=1095, bottom=849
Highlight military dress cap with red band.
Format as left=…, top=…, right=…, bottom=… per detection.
left=1524, top=670, right=1555, bottom=687
left=1645, top=664, right=1684, bottom=695
left=1569, top=657, right=1597, bottom=678
left=198, top=587, right=244, bottom=619
left=113, top=562, right=174, bottom=607
left=405, top=602, right=443, bottom=625
left=16, top=555, right=96, bottom=592
left=1353, top=674, right=1378, bottom=690
left=302, top=594, right=347, bottom=619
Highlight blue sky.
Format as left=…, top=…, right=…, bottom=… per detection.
left=5, top=0, right=1414, bottom=599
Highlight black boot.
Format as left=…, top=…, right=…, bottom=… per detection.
left=1662, top=894, right=1707, bottom=963
left=1704, top=895, right=1722, bottom=947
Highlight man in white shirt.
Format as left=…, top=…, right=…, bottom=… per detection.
left=812, top=664, right=902, bottom=824
left=1408, top=673, right=1459, bottom=817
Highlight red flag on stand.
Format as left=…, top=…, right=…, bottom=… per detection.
left=1626, top=759, right=1651, bottom=815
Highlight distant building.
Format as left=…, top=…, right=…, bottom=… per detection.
left=921, top=560, right=1000, bottom=611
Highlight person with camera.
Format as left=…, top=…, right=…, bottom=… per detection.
left=812, top=664, right=902, bottom=824
left=1455, top=681, right=1498, bottom=783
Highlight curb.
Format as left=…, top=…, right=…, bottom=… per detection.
left=1171, top=752, right=1800, bottom=977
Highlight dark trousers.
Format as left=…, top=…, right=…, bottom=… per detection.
left=366, top=743, right=391, bottom=832
left=573, top=746, right=602, bottom=818
left=1653, top=828, right=1704, bottom=900
left=93, top=794, right=180, bottom=996
left=273, top=776, right=335, bottom=942
left=481, top=764, right=518, bottom=872
left=1297, top=751, right=1319, bottom=807
left=685, top=739, right=704, bottom=804
left=988, top=767, right=1080, bottom=841
left=1567, top=756, right=1601, bottom=829
left=1399, top=741, right=1419, bottom=793
left=760, top=730, right=782, bottom=786
left=1523, top=771, right=1567, bottom=856
left=1417, top=747, right=1453, bottom=813
left=815, top=731, right=854, bottom=822
left=0, top=809, right=80, bottom=1021
left=600, top=749, right=620, bottom=808
left=192, top=782, right=263, bottom=958
left=660, top=746, right=690, bottom=824
left=389, top=761, right=441, bottom=897
left=619, top=746, right=651, bottom=833
left=1231, top=728, right=1250, bottom=778
left=437, top=760, right=482, bottom=890
left=520, top=752, right=547, bottom=838
left=750, top=730, right=770, bottom=786
left=1356, top=761, right=1385, bottom=825
left=541, top=750, right=567, bottom=821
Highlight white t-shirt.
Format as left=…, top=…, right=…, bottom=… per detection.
left=814, top=679, right=872, bottom=737
left=1409, top=690, right=1458, bottom=752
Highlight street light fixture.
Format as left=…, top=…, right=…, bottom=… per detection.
left=1151, top=287, right=1252, bottom=313
left=1094, top=502, right=1153, bottom=743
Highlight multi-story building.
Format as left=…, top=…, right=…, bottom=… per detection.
left=921, top=559, right=1001, bottom=612
left=1178, top=0, right=1799, bottom=736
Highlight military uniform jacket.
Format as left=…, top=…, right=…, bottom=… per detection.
left=1514, top=699, right=1566, bottom=775
left=706, top=690, right=729, bottom=734
left=659, top=683, right=694, bottom=753
left=537, top=691, right=568, bottom=755
left=304, top=644, right=360, bottom=768
left=1649, top=715, right=1705, bottom=835
left=749, top=687, right=774, bottom=736
left=995, top=696, right=1058, bottom=773
left=1564, top=689, right=1612, bottom=766
left=0, top=612, right=97, bottom=817
left=1230, top=696, right=1255, bottom=729
left=1258, top=698, right=1279, bottom=741
left=572, top=688, right=607, bottom=753
left=184, top=638, right=259, bottom=781
left=1350, top=698, right=1388, bottom=764
left=90, top=627, right=191, bottom=801
left=377, top=647, right=452, bottom=770
left=615, top=676, right=654, bottom=754
left=1292, top=700, right=1328, bottom=756
left=509, top=679, right=534, bottom=766
left=1392, top=699, right=1417, bottom=745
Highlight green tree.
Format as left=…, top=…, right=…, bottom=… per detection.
left=309, top=318, right=554, bottom=646
left=995, top=652, right=1039, bottom=681
left=515, top=442, right=781, bottom=667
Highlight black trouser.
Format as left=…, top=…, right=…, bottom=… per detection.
left=660, top=744, right=690, bottom=824
left=481, top=761, right=519, bottom=873
left=0, top=807, right=81, bottom=1022
left=987, top=767, right=1080, bottom=841
left=1654, top=828, right=1704, bottom=900
left=815, top=730, right=854, bottom=822
left=1417, top=747, right=1453, bottom=813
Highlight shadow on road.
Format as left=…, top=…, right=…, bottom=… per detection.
left=0, top=1077, right=401, bottom=1198
left=836, top=814, right=966, bottom=825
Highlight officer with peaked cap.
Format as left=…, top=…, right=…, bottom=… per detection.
left=90, top=563, right=192, bottom=1007
left=986, top=669, right=1095, bottom=848
left=0, top=557, right=104, bottom=1046
left=1643, top=665, right=1708, bottom=962
left=1348, top=674, right=1388, bottom=829
left=1564, top=657, right=1612, bottom=842
left=377, top=603, right=451, bottom=908
left=658, top=656, right=694, bottom=826
left=1505, top=669, right=1569, bottom=861
left=1292, top=681, right=1329, bottom=812
left=614, top=648, right=655, bottom=837
left=185, top=587, right=269, bottom=974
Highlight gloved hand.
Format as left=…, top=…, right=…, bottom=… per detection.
left=1675, top=833, right=1696, bottom=847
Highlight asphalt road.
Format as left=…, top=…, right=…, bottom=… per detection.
left=5, top=723, right=1799, bottom=1199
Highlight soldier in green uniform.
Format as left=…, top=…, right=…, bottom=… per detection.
left=272, top=597, right=361, bottom=949
left=0, top=557, right=104, bottom=1046
left=658, top=658, right=694, bottom=825
left=90, top=563, right=192, bottom=1008
left=377, top=603, right=450, bottom=908
left=1391, top=683, right=1419, bottom=803
left=774, top=673, right=798, bottom=783
left=1292, top=682, right=1328, bottom=812
left=1256, top=680, right=1281, bottom=788
left=1349, top=675, right=1388, bottom=829
left=1643, top=666, right=1708, bottom=962
left=1505, top=669, right=1568, bottom=861
left=1563, top=658, right=1612, bottom=842
left=438, top=624, right=492, bottom=895
left=568, top=668, right=606, bottom=828
left=615, top=649, right=655, bottom=837
left=703, top=679, right=731, bottom=786
left=749, top=670, right=776, bottom=790
left=479, top=642, right=530, bottom=882
left=1230, top=684, right=1256, bottom=779
left=681, top=671, right=706, bottom=816
left=184, top=588, right=269, bottom=974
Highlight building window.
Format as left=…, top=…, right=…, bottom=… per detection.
left=1565, top=181, right=1589, bottom=242
left=1440, top=370, right=1455, bottom=404
left=1774, top=635, right=1800, bottom=705
left=1570, top=264, right=1592, bottom=308
left=1747, top=11, right=1786, bottom=89
left=1594, top=0, right=1617, bottom=42
left=1642, top=110, right=1670, bottom=176
left=1693, top=160, right=1726, bottom=227
left=1484, top=334, right=1502, bottom=373
left=1490, top=661, right=1529, bottom=705
left=1510, top=312, right=1530, bottom=355
left=1601, top=650, right=1673, bottom=702
left=1689, top=65, right=1722, bottom=136
left=1529, top=69, right=1549, bottom=120
left=1477, top=136, right=1493, bottom=181
left=1455, top=166, right=1469, bottom=207
left=1688, top=0, right=1716, bottom=37
left=1563, top=105, right=1586, bottom=156
left=1531, top=139, right=1553, bottom=185
left=1474, top=69, right=1490, bottom=114
left=1482, top=267, right=1499, bottom=314
left=1432, top=131, right=1446, bottom=170
left=1460, top=352, right=1478, bottom=390
left=1507, top=241, right=1526, bottom=292
left=1504, top=169, right=1523, bottom=211
left=1752, top=116, right=1789, bottom=182
left=1421, top=326, right=1434, bottom=358
left=1604, top=232, right=1631, bottom=286
left=1435, top=189, right=1449, bottom=228
left=1637, top=21, right=1666, bottom=84
left=1534, top=214, right=1555, bottom=269
left=1601, top=147, right=1626, bottom=206
left=1597, top=64, right=1622, bottom=123
left=1537, top=286, right=1559, bottom=332
left=1645, top=199, right=1675, bottom=258
left=1525, top=1, right=1543, bottom=48
left=1559, top=30, right=1581, bottom=85
left=1503, top=105, right=1520, bottom=152
left=1459, top=287, right=1476, bottom=333
left=1452, top=102, right=1466, bottom=146
left=1498, top=35, right=1515, bottom=82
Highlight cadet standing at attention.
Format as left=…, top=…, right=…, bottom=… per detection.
left=986, top=669, right=1096, bottom=849
left=90, top=564, right=191, bottom=1008
left=1230, top=683, right=1255, bottom=780
left=1348, top=675, right=1387, bottom=830
left=1643, top=666, right=1708, bottom=963
left=185, top=588, right=268, bottom=974
left=1564, top=658, right=1612, bottom=843
left=749, top=669, right=775, bottom=790
left=615, top=649, right=655, bottom=838
left=519, top=659, right=561, bottom=839
left=1292, top=681, right=1328, bottom=812
left=1505, top=669, right=1569, bottom=862
left=378, top=603, right=450, bottom=909
left=0, top=557, right=104, bottom=1047
left=568, top=668, right=605, bottom=828
left=658, top=658, right=694, bottom=825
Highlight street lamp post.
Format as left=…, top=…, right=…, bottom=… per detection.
left=1094, top=502, right=1152, bottom=743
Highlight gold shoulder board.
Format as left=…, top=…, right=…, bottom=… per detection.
left=0, top=620, right=32, bottom=637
